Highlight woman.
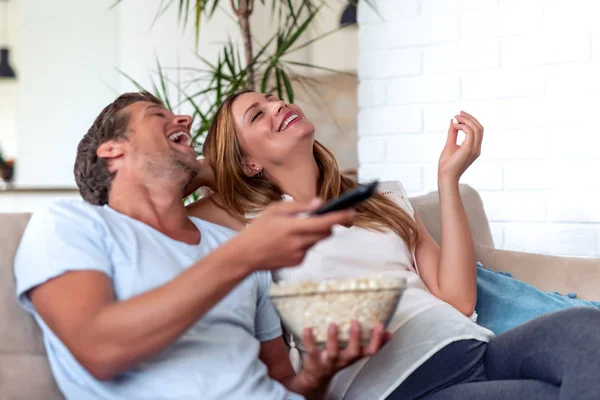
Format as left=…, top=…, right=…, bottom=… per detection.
left=188, top=90, right=600, bottom=400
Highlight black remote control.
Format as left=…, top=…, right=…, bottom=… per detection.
left=311, top=180, right=379, bottom=215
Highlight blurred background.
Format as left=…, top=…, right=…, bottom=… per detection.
left=1, top=0, right=600, bottom=259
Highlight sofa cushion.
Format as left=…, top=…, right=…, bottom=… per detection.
left=475, top=261, right=600, bottom=335
left=0, top=213, right=47, bottom=355
left=0, top=212, right=63, bottom=399
left=409, top=184, right=494, bottom=248
left=475, top=244, right=600, bottom=301
left=0, top=354, right=63, bottom=400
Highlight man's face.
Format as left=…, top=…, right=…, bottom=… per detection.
left=107, top=101, right=198, bottom=187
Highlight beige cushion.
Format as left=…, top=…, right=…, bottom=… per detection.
left=475, top=244, right=600, bottom=302
left=409, top=184, right=495, bottom=247
left=0, top=213, right=45, bottom=354
left=0, top=213, right=63, bottom=399
left=0, top=354, right=63, bottom=400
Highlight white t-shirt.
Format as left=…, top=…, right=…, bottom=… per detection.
left=267, top=181, right=495, bottom=400
left=14, top=199, right=303, bottom=400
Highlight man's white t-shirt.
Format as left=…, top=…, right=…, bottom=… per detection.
left=14, top=199, right=302, bottom=400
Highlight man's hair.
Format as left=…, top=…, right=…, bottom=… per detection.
left=74, top=91, right=163, bottom=205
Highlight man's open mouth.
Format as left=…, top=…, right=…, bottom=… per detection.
left=168, top=131, right=193, bottom=147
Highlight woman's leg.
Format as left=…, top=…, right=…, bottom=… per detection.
left=390, top=308, right=600, bottom=400
left=386, top=339, right=559, bottom=400
left=386, top=339, right=488, bottom=399
left=422, top=380, right=558, bottom=400
left=484, top=307, right=600, bottom=399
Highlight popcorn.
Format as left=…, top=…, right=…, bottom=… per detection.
left=269, top=276, right=406, bottom=347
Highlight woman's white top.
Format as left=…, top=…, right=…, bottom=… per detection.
left=249, top=181, right=494, bottom=400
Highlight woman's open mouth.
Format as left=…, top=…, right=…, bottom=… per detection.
left=278, top=112, right=301, bottom=132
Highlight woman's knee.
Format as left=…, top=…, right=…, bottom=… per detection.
left=549, top=306, right=600, bottom=321
left=538, top=307, right=600, bottom=332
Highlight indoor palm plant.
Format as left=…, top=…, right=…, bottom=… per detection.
left=113, top=0, right=372, bottom=152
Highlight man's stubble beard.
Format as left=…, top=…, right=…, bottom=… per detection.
left=144, top=149, right=198, bottom=192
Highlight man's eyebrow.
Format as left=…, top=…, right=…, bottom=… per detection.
left=243, top=94, right=274, bottom=121
left=144, top=104, right=167, bottom=115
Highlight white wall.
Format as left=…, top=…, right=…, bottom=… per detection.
left=116, top=0, right=321, bottom=123
left=308, top=2, right=358, bottom=73
left=15, top=0, right=120, bottom=188
left=115, top=1, right=355, bottom=110
left=0, top=0, right=19, bottom=159
left=2, top=0, right=353, bottom=192
left=357, top=0, right=600, bottom=258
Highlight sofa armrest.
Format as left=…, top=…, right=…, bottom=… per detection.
left=475, top=245, right=600, bottom=301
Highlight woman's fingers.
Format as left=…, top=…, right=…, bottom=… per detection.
left=453, top=122, right=475, bottom=153
left=456, top=113, right=484, bottom=153
left=460, top=110, right=484, bottom=131
left=447, top=119, right=459, bottom=145
left=453, top=118, right=479, bottom=158
left=454, top=115, right=478, bottom=138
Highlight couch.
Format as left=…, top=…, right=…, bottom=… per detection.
left=1, top=184, right=599, bottom=399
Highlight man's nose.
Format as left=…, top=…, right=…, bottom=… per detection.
left=174, top=115, right=193, bottom=129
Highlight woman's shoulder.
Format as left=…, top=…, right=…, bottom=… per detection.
left=378, top=180, right=408, bottom=196
left=186, top=194, right=245, bottom=231
left=377, top=180, right=414, bottom=216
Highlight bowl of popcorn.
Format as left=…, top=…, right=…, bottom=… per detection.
left=269, top=276, right=406, bottom=347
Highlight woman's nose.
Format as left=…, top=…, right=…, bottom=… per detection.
left=271, top=100, right=286, bottom=116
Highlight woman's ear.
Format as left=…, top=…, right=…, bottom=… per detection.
left=241, top=157, right=262, bottom=178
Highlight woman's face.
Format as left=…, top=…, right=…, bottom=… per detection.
left=230, top=91, right=315, bottom=174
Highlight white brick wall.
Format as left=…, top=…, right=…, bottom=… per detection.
left=357, top=0, right=600, bottom=258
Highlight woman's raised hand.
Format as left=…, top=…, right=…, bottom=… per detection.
left=437, top=111, right=484, bottom=184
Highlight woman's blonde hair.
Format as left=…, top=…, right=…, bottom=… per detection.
left=203, top=90, right=420, bottom=249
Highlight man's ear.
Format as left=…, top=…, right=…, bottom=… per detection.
left=97, top=141, right=126, bottom=173
left=97, top=140, right=125, bottom=161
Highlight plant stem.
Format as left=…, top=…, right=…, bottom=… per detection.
left=240, top=13, right=254, bottom=89
left=231, top=0, right=255, bottom=90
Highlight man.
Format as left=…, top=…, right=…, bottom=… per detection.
left=13, top=92, right=386, bottom=400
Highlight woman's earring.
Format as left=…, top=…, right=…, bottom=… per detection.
left=255, top=167, right=263, bottom=179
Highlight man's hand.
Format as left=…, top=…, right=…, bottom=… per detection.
left=298, top=322, right=388, bottom=389
left=280, top=321, right=391, bottom=399
left=232, top=199, right=355, bottom=272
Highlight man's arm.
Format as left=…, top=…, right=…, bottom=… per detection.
left=28, top=201, right=354, bottom=382
left=259, top=337, right=328, bottom=400
left=29, top=238, right=252, bottom=381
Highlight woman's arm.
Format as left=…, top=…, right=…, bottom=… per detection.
left=412, top=111, right=483, bottom=316
left=413, top=185, right=476, bottom=316
left=186, top=194, right=246, bottom=231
